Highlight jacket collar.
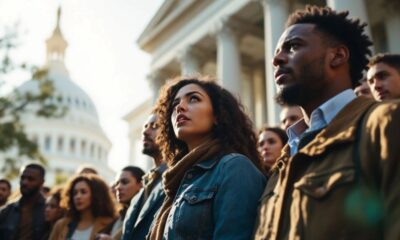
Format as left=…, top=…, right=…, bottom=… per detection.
left=282, top=97, right=376, bottom=158
left=193, top=156, right=220, bottom=170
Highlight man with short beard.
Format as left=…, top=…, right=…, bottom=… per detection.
left=121, top=113, right=167, bottom=240
left=0, top=163, right=46, bottom=240
left=0, top=179, right=11, bottom=208
left=254, top=5, right=400, bottom=240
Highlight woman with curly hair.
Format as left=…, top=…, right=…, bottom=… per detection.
left=49, top=174, right=116, bottom=240
left=148, top=76, right=266, bottom=240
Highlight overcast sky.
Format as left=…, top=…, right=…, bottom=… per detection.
left=0, top=0, right=164, bottom=171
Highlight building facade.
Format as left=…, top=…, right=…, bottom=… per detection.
left=125, top=0, right=399, bottom=167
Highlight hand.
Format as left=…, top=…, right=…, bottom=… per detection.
left=95, top=233, right=112, bottom=240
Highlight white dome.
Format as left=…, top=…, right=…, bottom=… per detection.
left=8, top=7, right=115, bottom=184
left=18, top=60, right=99, bottom=123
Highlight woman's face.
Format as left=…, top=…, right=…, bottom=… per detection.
left=116, top=170, right=142, bottom=204
left=258, top=130, right=284, bottom=169
left=45, top=196, right=63, bottom=223
left=73, top=181, right=92, bottom=213
left=171, top=83, right=216, bottom=150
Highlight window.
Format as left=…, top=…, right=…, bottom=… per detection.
left=45, top=136, right=51, bottom=151
left=57, top=137, right=64, bottom=152
left=81, top=140, right=86, bottom=156
left=70, top=139, right=76, bottom=153
left=90, top=143, right=95, bottom=158
left=98, top=146, right=102, bottom=160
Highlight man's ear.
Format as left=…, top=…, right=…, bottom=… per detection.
left=329, top=45, right=349, bottom=68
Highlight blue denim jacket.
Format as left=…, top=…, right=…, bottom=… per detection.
left=162, top=153, right=266, bottom=240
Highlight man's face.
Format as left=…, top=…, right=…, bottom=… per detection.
left=0, top=183, right=11, bottom=204
left=367, top=62, right=400, bottom=101
left=273, top=24, right=328, bottom=107
left=19, top=167, right=44, bottom=197
left=280, top=106, right=303, bottom=130
left=141, top=114, right=160, bottom=157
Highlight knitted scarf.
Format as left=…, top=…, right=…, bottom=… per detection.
left=148, top=138, right=222, bottom=240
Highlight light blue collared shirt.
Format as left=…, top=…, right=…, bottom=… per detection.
left=287, top=89, right=356, bottom=156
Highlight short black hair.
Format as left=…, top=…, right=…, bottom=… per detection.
left=368, top=53, right=400, bottom=73
left=0, top=179, right=11, bottom=190
left=24, top=163, right=45, bottom=179
left=122, top=166, right=145, bottom=182
left=286, top=5, right=373, bottom=87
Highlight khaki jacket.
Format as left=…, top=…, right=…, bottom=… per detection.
left=254, top=97, right=400, bottom=240
left=49, top=216, right=114, bottom=240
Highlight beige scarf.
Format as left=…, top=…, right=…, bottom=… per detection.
left=148, top=138, right=223, bottom=240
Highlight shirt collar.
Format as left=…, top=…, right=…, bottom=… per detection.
left=308, top=89, right=356, bottom=132
left=286, top=89, right=356, bottom=156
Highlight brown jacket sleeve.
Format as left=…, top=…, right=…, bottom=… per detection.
left=362, top=100, right=400, bottom=239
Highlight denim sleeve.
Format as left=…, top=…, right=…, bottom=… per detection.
left=213, top=154, right=266, bottom=240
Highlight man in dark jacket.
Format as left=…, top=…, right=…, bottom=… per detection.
left=0, top=163, right=46, bottom=240
left=121, top=113, right=167, bottom=240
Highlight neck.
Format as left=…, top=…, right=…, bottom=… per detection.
left=79, top=209, right=94, bottom=222
left=152, top=154, right=162, bottom=167
left=186, top=134, right=214, bottom=152
left=301, top=83, right=351, bottom=119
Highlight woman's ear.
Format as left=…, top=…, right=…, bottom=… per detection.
left=329, top=45, right=349, bottom=68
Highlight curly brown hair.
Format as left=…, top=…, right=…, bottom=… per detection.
left=155, top=76, right=261, bottom=169
left=286, top=5, right=372, bottom=87
left=61, top=174, right=116, bottom=220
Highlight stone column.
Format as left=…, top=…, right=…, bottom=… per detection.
left=147, top=70, right=166, bottom=103
left=215, top=18, right=242, bottom=97
left=327, top=0, right=372, bottom=39
left=253, top=66, right=266, bottom=128
left=260, top=0, right=288, bottom=125
left=178, top=45, right=201, bottom=76
left=385, top=14, right=400, bottom=53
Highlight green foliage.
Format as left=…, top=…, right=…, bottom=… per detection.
left=0, top=28, right=67, bottom=178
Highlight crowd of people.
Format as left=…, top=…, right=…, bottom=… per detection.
left=1, top=5, right=400, bottom=240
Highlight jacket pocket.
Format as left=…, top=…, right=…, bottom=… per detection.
left=294, top=167, right=355, bottom=199
left=182, top=190, right=215, bottom=204
left=174, top=190, right=216, bottom=239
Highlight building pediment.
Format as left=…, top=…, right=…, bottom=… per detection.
left=137, top=0, right=204, bottom=51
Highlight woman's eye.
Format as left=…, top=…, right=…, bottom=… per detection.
left=290, top=43, right=300, bottom=51
left=189, top=96, right=199, bottom=102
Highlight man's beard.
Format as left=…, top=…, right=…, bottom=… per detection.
left=276, top=83, right=304, bottom=106
left=142, top=147, right=159, bottom=157
left=275, top=57, right=325, bottom=106
left=20, top=187, right=40, bottom=198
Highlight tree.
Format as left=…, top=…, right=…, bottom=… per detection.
left=0, top=27, right=66, bottom=178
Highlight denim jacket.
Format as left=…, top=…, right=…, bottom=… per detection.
left=163, top=153, right=266, bottom=240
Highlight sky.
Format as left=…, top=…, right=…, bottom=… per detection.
left=0, top=0, right=164, bottom=171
